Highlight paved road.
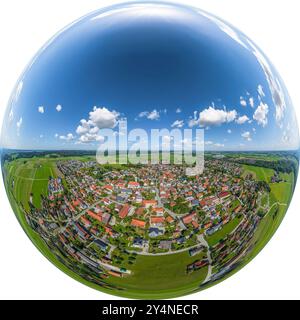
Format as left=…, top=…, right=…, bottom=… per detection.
left=198, top=234, right=212, bottom=284
left=127, top=242, right=204, bottom=256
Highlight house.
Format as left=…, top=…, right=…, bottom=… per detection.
left=166, top=215, right=174, bottom=224
left=182, top=212, right=196, bottom=225
left=101, top=212, right=112, bottom=225
left=191, top=199, right=199, bottom=207
left=132, top=237, right=147, bottom=249
left=153, top=207, right=164, bottom=215
left=94, top=239, right=108, bottom=251
left=87, top=210, right=102, bottom=223
left=119, top=204, right=130, bottom=219
left=192, top=220, right=199, bottom=229
left=143, top=200, right=157, bottom=208
left=128, top=181, right=140, bottom=188
left=189, top=246, right=203, bottom=256
left=102, top=198, right=111, bottom=205
left=150, top=216, right=165, bottom=227
left=108, top=270, right=122, bottom=277
left=159, top=240, right=172, bottom=250
left=72, top=199, right=80, bottom=207
left=135, top=208, right=145, bottom=216
left=176, top=236, right=185, bottom=244
left=80, top=216, right=91, bottom=228
left=131, top=219, right=146, bottom=228
left=103, top=185, right=113, bottom=193
left=149, top=227, right=164, bottom=238
left=116, top=195, right=127, bottom=203
left=219, top=191, right=230, bottom=199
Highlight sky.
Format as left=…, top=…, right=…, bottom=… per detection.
left=1, top=1, right=299, bottom=151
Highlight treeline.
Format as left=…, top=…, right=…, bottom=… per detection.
left=234, top=158, right=297, bottom=174
left=1, top=149, right=96, bottom=163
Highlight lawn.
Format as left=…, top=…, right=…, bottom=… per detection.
left=108, top=251, right=208, bottom=298
left=242, top=164, right=274, bottom=182
left=205, top=215, right=243, bottom=247
left=270, top=182, right=292, bottom=205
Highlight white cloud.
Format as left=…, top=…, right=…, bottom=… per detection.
left=253, top=102, right=269, bottom=127
left=40, top=134, right=44, bottom=139
left=214, top=143, right=225, bottom=148
left=76, top=119, right=93, bottom=135
left=204, top=140, right=224, bottom=148
left=190, top=107, right=237, bottom=127
left=236, top=115, right=250, bottom=125
left=78, top=133, right=104, bottom=144
left=16, top=117, right=23, bottom=136
left=17, top=117, right=23, bottom=128
left=38, top=106, right=44, bottom=114
left=75, top=107, right=118, bottom=144
left=241, top=131, right=252, bottom=141
left=56, top=104, right=62, bottom=112
left=54, top=133, right=59, bottom=138
left=249, top=97, right=254, bottom=108
left=176, top=108, right=181, bottom=113
left=227, top=129, right=232, bottom=134
left=89, top=106, right=119, bottom=128
left=138, top=109, right=160, bottom=120
left=138, top=111, right=148, bottom=118
left=171, top=120, right=184, bottom=128
left=59, top=133, right=74, bottom=141
left=148, top=109, right=160, bottom=120
left=240, top=97, right=247, bottom=107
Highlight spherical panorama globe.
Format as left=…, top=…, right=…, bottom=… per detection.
left=1, top=2, right=299, bottom=299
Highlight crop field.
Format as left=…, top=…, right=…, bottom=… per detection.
left=4, top=158, right=57, bottom=209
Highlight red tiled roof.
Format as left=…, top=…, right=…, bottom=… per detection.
left=143, top=200, right=157, bottom=207
left=219, top=191, right=230, bottom=198
left=192, top=220, right=199, bottom=229
left=131, top=219, right=146, bottom=228
left=135, top=208, right=145, bottom=215
left=128, top=181, right=140, bottom=186
left=119, top=204, right=130, bottom=219
left=87, top=210, right=102, bottom=222
left=183, top=212, right=196, bottom=224
left=151, top=216, right=165, bottom=224
left=166, top=216, right=174, bottom=223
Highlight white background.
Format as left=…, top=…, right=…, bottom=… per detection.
left=0, top=0, right=299, bottom=300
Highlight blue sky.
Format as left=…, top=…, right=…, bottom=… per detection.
left=1, top=2, right=299, bottom=151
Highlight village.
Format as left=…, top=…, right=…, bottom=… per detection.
left=22, top=157, right=269, bottom=287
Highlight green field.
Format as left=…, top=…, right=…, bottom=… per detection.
left=206, top=215, right=243, bottom=247
left=108, top=251, right=208, bottom=298
left=5, top=158, right=57, bottom=209
left=242, top=164, right=275, bottom=182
